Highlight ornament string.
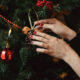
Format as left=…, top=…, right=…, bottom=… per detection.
left=8, top=27, right=12, bottom=37
left=32, top=8, right=39, bottom=29
left=33, top=7, right=39, bottom=20
left=28, top=8, right=39, bottom=30
left=28, top=9, right=33, bottom=29
left=6, top=26, right=12, bottom=48
left=0, top=14, right=20, bottom=29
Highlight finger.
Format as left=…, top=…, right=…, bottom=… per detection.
left=35, top=24, right=54, bottom=31
left=34, top=19, right=49, bottom=25
left=34, top=18, right=56, bottom=25
left=34, top=31, right=51, bottom=40
left=36, top=48, right=49, bottom=54
left=31, top=35, right=49, bottom=43
left=31, top=41, right=49, bottom=49
left=34, top=31, right=58, bottom=42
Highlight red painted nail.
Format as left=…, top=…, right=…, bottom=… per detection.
left=40, top=23, right=44, bottom=26
left=33, top=31, right=37, bottom=35
left=29, top=35, right=33, bottom=38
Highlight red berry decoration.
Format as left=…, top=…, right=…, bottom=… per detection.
left=0, top=48, right=13, bottom=61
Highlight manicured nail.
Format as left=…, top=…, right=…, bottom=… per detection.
left=35, top=26, right=39, bottom=28
left=34, top=21, right=37, bottom=25
left=33, top=31, right=37, bottom=35
left=40, top=23, right=44, bottom=26
left=29, top=35, right=33, bottom=38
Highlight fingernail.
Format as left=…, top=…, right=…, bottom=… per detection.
left=33, top=31, right=37, bottom=35
left=34, top=21, right=37, bottom=24
left=40, top=23, right=44, bottom=26
left=29, top=35, right=33, bottom=38
left=35, top=26, right=39, bottom=28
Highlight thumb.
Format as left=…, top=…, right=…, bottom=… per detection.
left=34, top=19, right=49, bottom=25
left=35, top=24, right=54, bottom=31
left=43, top=24, right=54, bottom=30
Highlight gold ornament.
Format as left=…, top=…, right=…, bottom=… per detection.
left=22, top=26, right=30, bottom=34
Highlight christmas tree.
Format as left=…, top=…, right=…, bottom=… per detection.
left=0, top=0, right=80, bottom=80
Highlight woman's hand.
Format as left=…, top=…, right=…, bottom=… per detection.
left=30, top=31, right=71, bottom=60
left=34, top=18, right=77, bottom=40
left=30, top=31, right=80, bottom=77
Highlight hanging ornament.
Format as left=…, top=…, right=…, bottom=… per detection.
left=0, top=27, right=14, bottom=61
left=22, top=26, right=42, bottom=35
left=22, top=26, right=30, bottom=34
left=0, top=48, right=13, bottom=61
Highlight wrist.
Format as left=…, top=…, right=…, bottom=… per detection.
left=63, top=47, right=77, bottom=62
left=63, top=47, right=80, bottom=77
left=68, top=31, right=77, bottom=41
left=66, top=28, right=77, bottom=41
left=60, top=25, right=77, bottom=40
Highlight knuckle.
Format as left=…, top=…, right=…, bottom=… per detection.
left=39, top=37, right=42, bottom=41
left=43, top=50, right=47, bottom=53
left=46, top=45, right=49, bottom=48
left=43, top=38, right=48, bottom=42
left=42, top=38, right=45, bottom=41
left=42, top=43, right=46, bottom=48
left=47, top=39, right=49, bottom=43
left=43, top=33, right=46, bottom=37
left=50, top=37, right=58, bottom=44
left=52, top=37, right=57, bottom=41
left=41, top=43, right=44, bottom=46
left=46, top=35, right=50, bottom=39
left=46, top=39, right=49, bottom=43
left=50, top=38, right=54, bottom=42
